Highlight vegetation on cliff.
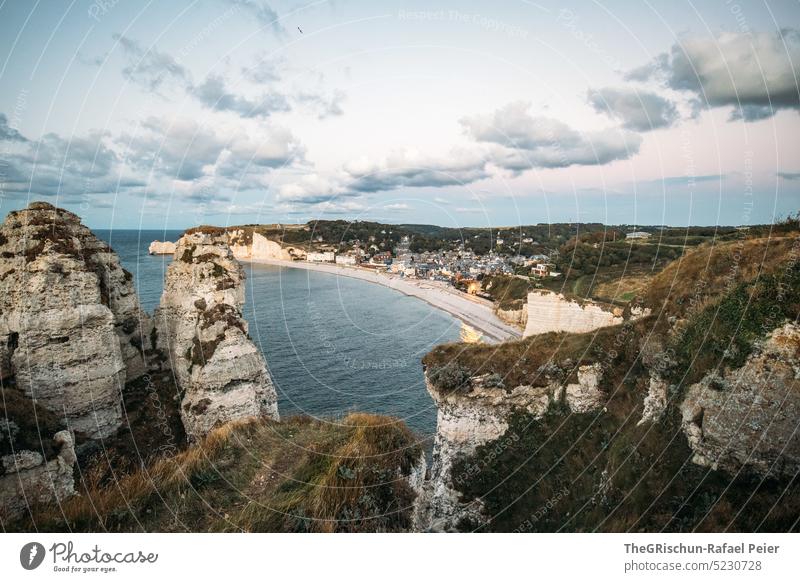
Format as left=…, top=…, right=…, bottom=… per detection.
left=8, top=413, right=422, bottom=533
left=430, top=233, right=800, bottom=532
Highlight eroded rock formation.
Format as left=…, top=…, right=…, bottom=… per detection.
left=418, top=362, right=605, bottom=530
left=0, top=202, right=147, bottom=438
left=681, top=323, right=800, bottom=478
left=0, top=430, right=76, bottom=521
left=155, top=231, right=279, bottom=440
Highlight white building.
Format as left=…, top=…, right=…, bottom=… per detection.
left=307, top=251, right=336, bottom=263
left=531, top=263, right=550, bottom=278
left=626, top=231, right=652, bottom=240
left=335, top=254, right=358, bottom=266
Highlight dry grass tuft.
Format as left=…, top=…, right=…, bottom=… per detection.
left=10, top=414, right=423, bottom=533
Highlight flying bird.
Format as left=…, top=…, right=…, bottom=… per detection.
left=297, top=26, right=303, bottom=34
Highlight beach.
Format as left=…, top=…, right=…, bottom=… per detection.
left=241, top=258, right=523, bottom=343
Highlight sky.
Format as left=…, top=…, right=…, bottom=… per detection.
left=0, top=0, right=798, bottom=230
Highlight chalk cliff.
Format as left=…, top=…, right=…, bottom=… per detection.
left=0, top=202, right=147, bottom=438
left=418, top=362, right=605, bottom=530
left=495, top=306, right=527, bottom=329
left=149, top=240, right=176, bottom=255
left=223, top=229, right=306, bottom=261
left=0, top=430, right=75, bottom=521
left=523, top=291, right=623, bottom=337
left=155, top=231, right=279, bottom=440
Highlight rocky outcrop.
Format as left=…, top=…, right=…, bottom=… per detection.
left=523, top=291, right=623, bottom=337
left=155, top=231, right=279, bottom=440
left=680, top=323, right=800, bottom=478
left=0, top=202, right=148, bottom=438
left=638, top=375, right=669, bottom=425
left=419, top=363, right=605, bottom=530
left=0, top=430, right=76, bottom=521
left=148, top=240, right=176, bottom=255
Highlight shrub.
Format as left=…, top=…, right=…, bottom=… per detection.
left=427, top=364, right=473, bottom=393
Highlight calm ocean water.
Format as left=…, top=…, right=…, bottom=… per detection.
left=95, top=230, right=460, bottom=441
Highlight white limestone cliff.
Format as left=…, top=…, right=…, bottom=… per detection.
left=495, top=306, right=527, bottom=329
left=155, top=231, right=279, bottom=440
left=0, top=202, right=148, bottom=438
left=148, top=240, right=177, bottom=255
left=523, top=291, right=623, bottom=337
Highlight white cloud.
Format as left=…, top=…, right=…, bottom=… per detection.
left=461, top=102, right=642, bottom=170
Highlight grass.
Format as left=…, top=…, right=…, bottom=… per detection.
left=643, top=235, right=798, bottom=323
left=454, top=404, right=800, bottom=532
left=8, top=413, right=423, bottom=533
left=668, top=261, right=800, bottom=387
left=424, top=323, right=638, bottom=390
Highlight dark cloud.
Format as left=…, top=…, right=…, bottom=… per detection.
left=192, top=74, right=290, bottom=118
left=624, top=53, right=669, bottom=82
left=587, top=87, right=678, bottom=131
left=0, top=113, right=27, bottom=141
left=629, top=29, right=800, bottom=121
left=460, top=102, right=642, bottom=170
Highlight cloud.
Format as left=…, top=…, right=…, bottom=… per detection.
left=224, top=0, right=284, bottom=35
left=587, top=87, right=678, bottom=131
left=123, top=116, right=302, bottom=185
left=242, top=55, right=283, bottom=84
left=77, top=51, right=106, bottom=67
left=778, top=171, right=800, bottom=180
left=123, top=118, right=225, bottom=181
left=461, top=102, right=642, bottom=170
left=279, top=101, right=645, bottom=207
left=384, top=203, right=412, bottom=211
left=114, top=34, right=191, bottom=92
left=0, top=113, right=27, bottom=141
left=0, top=130, right=145, bottom=200
left=629, top=29, right=800, bottom=121
left=114, top=35, right=348, bottom=123
left=294, top=90, right=346, bottom=119
left=344, top=148, right=489, bottom=193
left=660, top=174, right=723, bottom=186
left=192, top=74, right=290, bottom=118
left=277, top=173, right=351, bottom=204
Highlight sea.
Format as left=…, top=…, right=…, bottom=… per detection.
left=95, top=230, right=461, bottom=443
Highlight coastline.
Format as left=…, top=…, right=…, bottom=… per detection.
left=240, top=258, right=522, bottom=344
